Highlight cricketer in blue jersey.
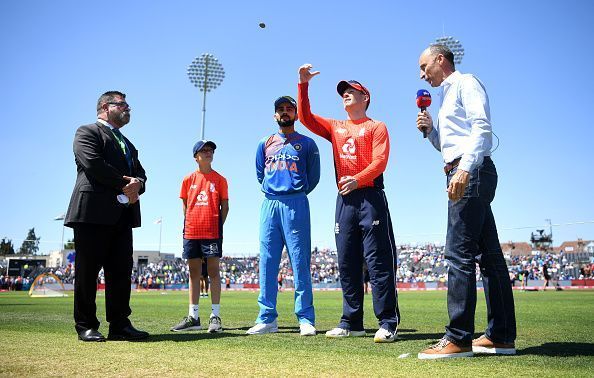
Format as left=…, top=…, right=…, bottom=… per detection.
left=247, top=95, right=321, bottom=336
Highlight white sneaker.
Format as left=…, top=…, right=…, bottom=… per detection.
left=246, top=320, right=278, bottom=335
left=299, top=323, right=317, bottom=336
left=325, top=327, right=366, bottom=338
left=208, top=315, right=223, bottom=333
left=374, top=327, right=396, bottom=343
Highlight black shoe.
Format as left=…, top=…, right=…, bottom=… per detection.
left=108, top=325, right=149, bottom=341
left=78, top=328, right=106, bottom=342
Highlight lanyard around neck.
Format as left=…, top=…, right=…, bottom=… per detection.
left=110, top=129, right=127, bottom=155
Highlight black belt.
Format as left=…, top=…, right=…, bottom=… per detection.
left=443, top=156, right=491, bottom=175
left=443, top=158, right=461, bottom=175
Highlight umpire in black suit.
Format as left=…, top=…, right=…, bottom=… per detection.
left=65, top=91, right=148, bottom=342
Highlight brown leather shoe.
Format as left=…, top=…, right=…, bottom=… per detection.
left=472, top=334, right=516, bottom=355
left=418, top=337, right=473, bottom=359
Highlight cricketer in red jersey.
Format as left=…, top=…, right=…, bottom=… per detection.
left=170, top=140, right=229, bottom=334
left=298, top=64, right=400, bottom=343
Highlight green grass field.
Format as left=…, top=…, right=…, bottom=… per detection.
left=1, top=289, right=593, bottom=377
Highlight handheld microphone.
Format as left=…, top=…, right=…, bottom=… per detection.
left=416, top=89, right=432, bottom=138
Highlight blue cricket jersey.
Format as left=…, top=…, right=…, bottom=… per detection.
left=255, top=132, right=320, bottom=196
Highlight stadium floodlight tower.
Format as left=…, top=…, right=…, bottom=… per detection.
left=433, top=36, right=465, bottom=65
left=187, top=53, right=225, bottom=139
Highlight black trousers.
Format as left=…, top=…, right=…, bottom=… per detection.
left=73, top=213, right=133, bottom=334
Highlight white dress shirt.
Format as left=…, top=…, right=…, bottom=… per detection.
left=427, top=71, right=493, bottom=172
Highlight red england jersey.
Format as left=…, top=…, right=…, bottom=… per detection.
left=297, top=82, right=390, bottom=189
left=180, top=170, right=228, bottom=239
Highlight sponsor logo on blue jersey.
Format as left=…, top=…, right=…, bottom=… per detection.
left=265, top=153, right=300, bottom=172
left=265, top=153, right=300, bottom=165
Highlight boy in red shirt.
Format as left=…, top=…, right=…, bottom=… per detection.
left=170, top=140, right=229, bottom=333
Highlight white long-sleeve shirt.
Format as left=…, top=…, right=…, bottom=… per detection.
left=427, top=71, right=492, bottom=172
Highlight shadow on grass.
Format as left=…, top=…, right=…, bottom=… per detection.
left=397, top=333, right=446, bottom=342
left=226, top=327, right=442, bottom=339
left=225, top=326, right=294, bottom=331
left=143, top=327, right=446, bottom=341
left=145, top=326, right=323, bottom=340
left=520, top=342, right=594, bottom=357
left=352, top=328, right=445, bottom=341
left=143, top=332, right=246, bottom=342
left=361, top=328, right=426, bottom=334
left=227, top=326, right=343, bottom=335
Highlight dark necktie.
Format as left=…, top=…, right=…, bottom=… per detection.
left=111, top=128, right=133, bottom=173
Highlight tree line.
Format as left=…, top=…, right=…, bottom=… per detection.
left=1, top=228, right=74, bottom=255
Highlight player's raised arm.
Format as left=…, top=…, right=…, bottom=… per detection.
left=298, top=63, right=320, bottom=83
left=297, top=64, right=333, bottom=141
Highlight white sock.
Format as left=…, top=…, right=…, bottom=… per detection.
left=189, top=304, right=199, bottom=320
left=211, top=304, right=220, bottom=317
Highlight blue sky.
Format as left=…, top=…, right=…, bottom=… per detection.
left=1, top=0, right=593, bottom=257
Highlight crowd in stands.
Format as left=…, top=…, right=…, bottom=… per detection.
left=127, top=248, right=342, bottom=289
left=396, top=245, right=594, bottom=283
left=310, top=248, right=340, bottom=284
left=2, top=244, right=593, bottom=290
left=128, top=245, right=593, bottom=288
left=133, top=260, right=189, bottom=289
left=580, top=263, right=593, bottom=278
left=52, top=264, right=75, bottom=284
left=397, top=244, right=448, bottom=283
left=509, top=253, right=594, bottom=281
left=0, top=263, right=72, bottom=290
left=0, top=275, right=32, bottom=291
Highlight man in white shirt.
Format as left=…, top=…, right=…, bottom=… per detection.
left=416, top=44, right=516, bottom=359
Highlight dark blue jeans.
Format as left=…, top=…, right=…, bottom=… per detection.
left=444, top=157, right=516, bottom=345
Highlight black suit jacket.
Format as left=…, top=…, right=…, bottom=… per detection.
left=65, top=122, right=146, bottom=228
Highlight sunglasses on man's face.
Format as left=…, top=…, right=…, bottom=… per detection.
left=107, top=101, right=130, bottom=110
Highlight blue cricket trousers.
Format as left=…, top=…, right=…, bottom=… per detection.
left=256, top=192, right=315, bottom=325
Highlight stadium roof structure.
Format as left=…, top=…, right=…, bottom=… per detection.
left=556, top=239, right=592, bottom=254
left=501, top=239, right=592, bottom=256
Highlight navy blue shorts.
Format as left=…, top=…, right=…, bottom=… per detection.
left=183, top=238, right=223, bottom=259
